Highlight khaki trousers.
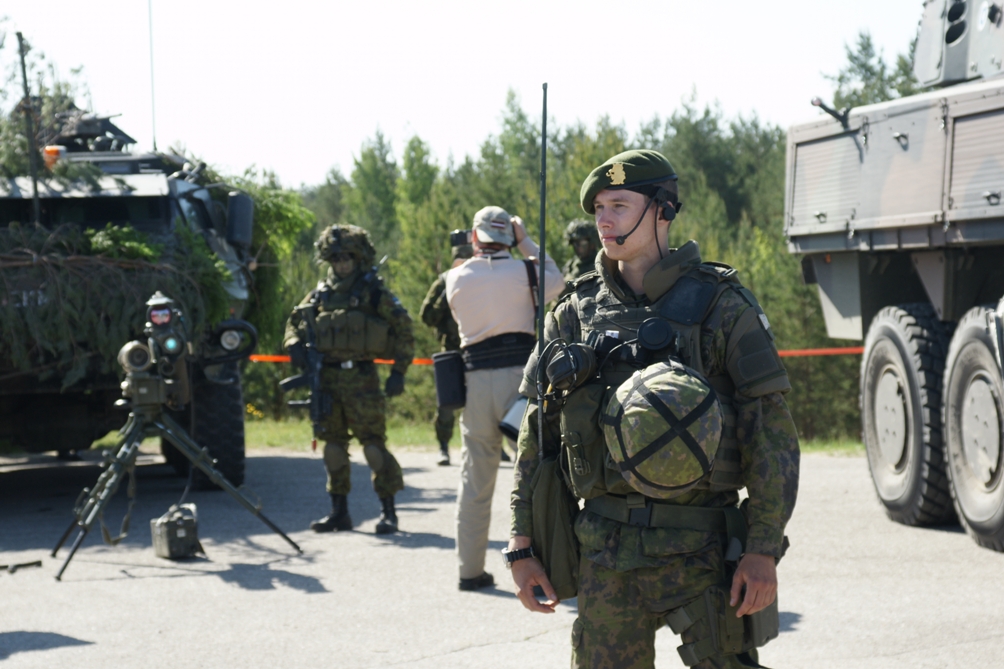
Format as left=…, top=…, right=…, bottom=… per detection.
left=456, top=366, right=522, bottom=579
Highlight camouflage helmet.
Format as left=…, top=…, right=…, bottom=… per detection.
left=315, top=224, right=375, bottom=266
left=563, top=219, right=599, bottom=246
left=451, top=243, right=474, bottom=262
left=601, top=360, right=722, bottom=499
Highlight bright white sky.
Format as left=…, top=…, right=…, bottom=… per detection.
left=4, top=0, right=924, bottom=188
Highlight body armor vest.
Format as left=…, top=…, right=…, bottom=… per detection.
left=558, top=262, right=743, bottom=500
left=311, top=273, right=394, bottom=361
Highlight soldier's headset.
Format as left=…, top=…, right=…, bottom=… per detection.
left=614, top=186, right=683, bottom=253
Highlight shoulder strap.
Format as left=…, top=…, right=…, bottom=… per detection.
left=523, top=259, right=539, bottom=314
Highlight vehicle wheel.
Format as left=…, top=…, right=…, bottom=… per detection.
left=942, top=306, right=1004, bottom=551
left=162, top=362, right=246, bottom=489
left=861, top=304, right=955, bottom=525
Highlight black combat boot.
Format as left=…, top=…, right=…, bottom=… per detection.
left=437, top=440, right=450, bottom=466
left=375, top=496, right=398, bottom=534
left=310, top=493, right=353, bottom=532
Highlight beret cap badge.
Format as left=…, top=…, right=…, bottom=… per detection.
left=605, top=163, right=627, bottom=186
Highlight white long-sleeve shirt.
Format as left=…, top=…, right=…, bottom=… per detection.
left=445, top=236, right=564, bottom=348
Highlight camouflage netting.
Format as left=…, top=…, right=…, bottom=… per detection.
left=0, top=222, right=231, bottom=389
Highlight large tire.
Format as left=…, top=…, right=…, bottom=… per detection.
left=162, top=362, right=246, bottom=489
left=861, top=304, right=955, bottom=525
left=942, top=306, right=1004, bottom=551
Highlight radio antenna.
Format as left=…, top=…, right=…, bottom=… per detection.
left=148, top=0, right=158, bottom=151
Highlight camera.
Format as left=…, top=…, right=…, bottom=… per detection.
left=450, top=229, right=472, bottom=247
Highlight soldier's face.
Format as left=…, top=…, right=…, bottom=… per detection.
left=331, top=253, right=356, bottom=278
left=593, top=189, right=665, bottom=262
left=573, top=238, right=594, bottom=260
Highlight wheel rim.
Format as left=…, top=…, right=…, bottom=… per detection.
left=961, top=373, right=1001, bottom=487
left=875, top=368, right=908, bottom=469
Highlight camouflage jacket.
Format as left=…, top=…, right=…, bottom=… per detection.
left=283, top=266, right=415, bottom=375
left=419, top=273, right=461, bottom=352
left=511, top=245, right=799, bottom=570
left=559, top=254, right=596, bottom=299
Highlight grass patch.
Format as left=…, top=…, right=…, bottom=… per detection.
left=801, top=438, right=864, bottom=455
left=245, top=418, right=448, bottom=452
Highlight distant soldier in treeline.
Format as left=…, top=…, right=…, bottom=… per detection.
left=420, top=241, right=474, bottom=466
left=560, top=219, right=600, bottom=297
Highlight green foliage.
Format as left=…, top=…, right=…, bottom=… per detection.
left=86, top=223, right=162, bottom=261
left=827, top=31, right=920, bottom=109
left=0, top=222, right=230, bottom=389
left=284, top=92, right=863, bottom=440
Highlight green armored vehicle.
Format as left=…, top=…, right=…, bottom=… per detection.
left=0, top=111, right=254, bottom=486
left=786, top=0, right=1004, bottom=550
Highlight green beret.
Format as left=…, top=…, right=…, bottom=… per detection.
left=579, top=149, right=678, bottom=214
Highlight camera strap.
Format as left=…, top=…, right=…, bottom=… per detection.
left=523, top=259, right=539, bottom=321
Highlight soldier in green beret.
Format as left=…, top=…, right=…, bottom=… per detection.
left=505, top=150, right=800, bottom=668
left=284, top=224, right=415, bottom=535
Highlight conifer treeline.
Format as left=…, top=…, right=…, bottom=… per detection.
left=245, top=93, right=860, bottom=440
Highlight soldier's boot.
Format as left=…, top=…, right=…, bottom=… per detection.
left=437, top=440, right=450, bottom=466
left=310, top=493, right=353, bottom=533
left=375, top=496, right=399, bottom=534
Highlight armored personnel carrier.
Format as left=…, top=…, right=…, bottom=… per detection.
left=786, top=0, right=1004, bottom=550
left=0, top=111, right=254, bottom=486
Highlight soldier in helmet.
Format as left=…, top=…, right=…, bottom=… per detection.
left=284, top=224, right=415, bottom=535
left=420, top=241, right=474, bottom=466
left=561, top=218, right=600, bottom=289
left=505, top=150, right=799, bottom=668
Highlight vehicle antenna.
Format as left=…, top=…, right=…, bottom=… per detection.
left=537, top=82, right=547, bottom=450
left=148, top=0, right=158, bottom=152
left=16, top=32, right=41, bottom=225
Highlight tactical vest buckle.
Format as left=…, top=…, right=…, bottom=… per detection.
left=626, top=493, right=652, bottom=527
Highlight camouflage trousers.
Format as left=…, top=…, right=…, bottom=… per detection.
left=317, top=364, right=403, bottom=499
left=573, top=551, right=763, bottom=669
left=435, top=405, right=456, bottom=445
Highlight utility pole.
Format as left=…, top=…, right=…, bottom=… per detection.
left=16, top=32, right=42, bottom=224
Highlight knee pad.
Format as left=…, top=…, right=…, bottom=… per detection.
left=363, top=444, right=386, bottom=473
left=323, top=442, right=350, bottom=471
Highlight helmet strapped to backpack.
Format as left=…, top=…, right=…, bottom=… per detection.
left=601, top=360, right=722, bottom=499
left=315, top=224, right=376, bottom=267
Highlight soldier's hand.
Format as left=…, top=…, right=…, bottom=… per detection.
left=511, top=216, right=526, bottom=244
left=287, top=342, right=307, bottom=369
left=384, top=370, right=406, bottom=397
left=730, top=552, right=777, bottom=617
left=509, top=536, right=558, bottom=613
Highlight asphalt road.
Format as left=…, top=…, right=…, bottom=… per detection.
left=1, top=448, right=1002, bottom=668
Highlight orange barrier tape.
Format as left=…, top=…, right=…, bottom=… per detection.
left=253, top=348, right=864, bottom=364
left=249, top=354, right=433, bottom=365
left=777, top=347, right=864, bottom=357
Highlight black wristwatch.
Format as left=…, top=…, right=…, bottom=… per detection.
left=502, top=546, right=536, bottom=568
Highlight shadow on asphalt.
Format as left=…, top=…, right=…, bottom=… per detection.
left=0, top=631, right=93, bottom=659
left=214, top=562, right=328, bottom=593
left=0, top=456, right=380, bottom=554
left=779, top=611, right=802, bottom=632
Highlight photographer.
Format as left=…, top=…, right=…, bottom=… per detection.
left=446, top=206, right=563, bottom=591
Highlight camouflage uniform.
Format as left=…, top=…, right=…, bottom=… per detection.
left=420, top=272, right=461, bottom=446
left=560, top=219, right=599, bottom=298
left=512, top=245, right=799, bottom=669
left=285, top=266, right=414, bottom=499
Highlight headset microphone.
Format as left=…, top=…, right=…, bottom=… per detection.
left=615, top=197, right=656, bottom=245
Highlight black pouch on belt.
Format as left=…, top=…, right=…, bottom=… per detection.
left=432, top=350, right=466, bottom=410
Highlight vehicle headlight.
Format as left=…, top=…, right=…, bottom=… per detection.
left=220, top=329, right=242, bottom=351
